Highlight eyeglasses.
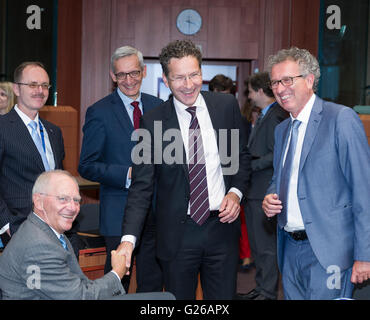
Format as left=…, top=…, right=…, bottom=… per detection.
left=16, top=82, right=51, bottom=90
left=168, top=71, right=202, bottom=84
left=270, top=75, right=304, bottom=89
left=115, top=70, right=142, bottom=80
left=39, top=193, right=82, bottom=205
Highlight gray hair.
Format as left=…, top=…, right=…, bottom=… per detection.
left=32, top=170, right=78, bottom=195
left=110, top=46, right=145, bottom=72
left=267, top=47, right=321, bottom=92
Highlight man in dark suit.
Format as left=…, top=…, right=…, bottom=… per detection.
left=0, top=62, right=65, bottom=247
left=238, top=72, right=288, bottom=300
left=263, top=47, right=370, bottom=299
left=78, top=46, right=163, bottom=292
left=118, top=40, right=251, bottom=299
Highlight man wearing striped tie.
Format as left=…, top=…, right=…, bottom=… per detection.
left=0, top=62, right=65, bottom=249
left=118, top=40, right=251, bottom=299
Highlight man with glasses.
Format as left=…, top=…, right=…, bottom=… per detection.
left=0, top=62, right=65, bottom=249
left=79, top=46, right=163, bottom=293
left=262, top=47, right=370, bottom=299
left=118, top=40, right=251, bottom=299
left=0, top=170, right=126, bottom=299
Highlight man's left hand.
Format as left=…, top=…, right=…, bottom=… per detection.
left=218, top=192, right=240, bottom=223
left=351, top=261, right=370, bottom=284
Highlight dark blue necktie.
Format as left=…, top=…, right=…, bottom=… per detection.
left=278, top=120, right=301, bottom=228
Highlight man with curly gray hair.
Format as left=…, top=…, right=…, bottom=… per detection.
left=263, top=47, right=370, bottom=299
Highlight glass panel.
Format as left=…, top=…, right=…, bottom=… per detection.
left=318, top=0, right=369, bottom=107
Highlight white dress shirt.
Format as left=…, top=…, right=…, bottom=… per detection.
left=121, top=92, right=242, bottom=246
left=174, top=93, right=231, bottom=213
left=283, top=93, right=316, bottom=232
left=14, top=105, right=56, bottom=170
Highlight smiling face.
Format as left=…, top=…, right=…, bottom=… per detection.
left=33, top=173, right=80, bottom=234
left=13, top=65, right=49, bottom=118
left=162, top=55, right=202, bottom=107
left=270, top=59, right=314, bottom=118
left=110, top=55, right=146, bottom=100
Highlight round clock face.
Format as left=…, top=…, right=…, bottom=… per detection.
left=176, top=9, right=202, bottom=35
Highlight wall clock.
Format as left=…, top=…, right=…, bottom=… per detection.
left=176, top=9, right=202, bottom=35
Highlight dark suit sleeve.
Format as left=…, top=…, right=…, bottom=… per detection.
left=229, top=98, right=252, bottom=197
left=78, top=106, right=130, bottom=189
left=122, top=116, right=156, bottom=238
left=0, top=133, right=14, bottom=228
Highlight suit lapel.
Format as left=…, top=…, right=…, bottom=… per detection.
left=299, top=96, right=323, bottom=173
left=9, top=109, right=45, bottom=171
left=162, top=99, right=189, bottom=183
left=202, top=92, right=222, bottom=147
left=141, top=93, right=152, bottom=114
left=28, top=213, right=86, bottom=278
left=110, top=90, right=135, bottom=136
left=29, top=213, right=63, bottom=249
left=249, top=102, right=277, bottom=145
left=41, top=119, right=59, bottom=168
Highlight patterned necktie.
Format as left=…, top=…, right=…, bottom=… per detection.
left=278, top=119, right=301, bottom=227
left=186, top=106, right=210, bottom=225
left=28, top=120, right=50, bottom=171
left=59, top=234, right=68, bottom=250
left=131, top=101, right=142, bottom=130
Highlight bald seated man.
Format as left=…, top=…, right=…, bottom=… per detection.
left=0, top=170, right=175, bottom=300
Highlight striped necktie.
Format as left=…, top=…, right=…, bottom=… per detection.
left=186, top=106, right=210, bottom=225
left=59, top=234, right=68, bottom=250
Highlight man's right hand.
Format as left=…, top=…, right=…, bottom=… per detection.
left=111, top=250, right=127, bottom=279
left=116, top=241, right=134, bottom=275
left=262, top=193, right=283, bottom=218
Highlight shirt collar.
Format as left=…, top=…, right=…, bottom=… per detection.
left=117, top=88, right=142, bottom=107
left=14, top=104, right=40, bottom=126
left=33, top=212, right=61, bottom=238
left=290, top=93, right=316, bottom=124
left=261, top=101, right=275, bottom=117
left=173, top=93, right=205, bottom=116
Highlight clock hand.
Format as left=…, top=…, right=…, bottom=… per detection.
left=185, top=18, right=195, bottom=26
